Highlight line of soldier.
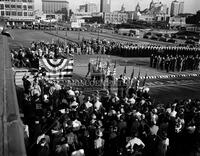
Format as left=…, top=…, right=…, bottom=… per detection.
left=109, top=44, right=200, bottom=57
left=150, top=54, right=200, bottom=72
left=79, top=38, right=200, bottom=57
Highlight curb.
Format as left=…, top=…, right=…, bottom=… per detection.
left=136, top=73, right=200, bottom=80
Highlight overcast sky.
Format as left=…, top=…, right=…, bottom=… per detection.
left=35, top=0, right=200, bottom=13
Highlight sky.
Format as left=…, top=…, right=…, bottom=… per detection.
left=35, top=0, right=200, bottom=14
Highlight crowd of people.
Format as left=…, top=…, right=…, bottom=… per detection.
left=150, top=54, right=200, bottom=72
left=21, top=71, right=200, bottom=156
left=11, top=41, right=76, bottom=68
left=11, top=39, right=200, bottom=156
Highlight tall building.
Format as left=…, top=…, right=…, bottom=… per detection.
left=0, top=0, right=35, bottom=25
left=42, top=0, right=69, bottom=14
left=170, top=0, right=184, bottom=17
left=135, top=3, right=140, bottom=12
left=100, top=0, right=111, bottom=13
left=179, top=1, right=184, bottom=14
left=79, top=3, right=97, bottom=13
left=86, top=3, right=97, bottom=13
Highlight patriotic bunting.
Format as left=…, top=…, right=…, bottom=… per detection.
left=39, top=59, right=74, bottom=80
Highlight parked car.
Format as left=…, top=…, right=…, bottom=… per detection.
left=185, top=39, right=196, bottom=45
left=150, top=35, right=158, bottom=40
left=177, top=35, right=187, bottom=40
left=159, top=37, right=168, bottom=42
left=167, top=38, right=177, bottom=43
left=143, top=35, right=150, bottom=39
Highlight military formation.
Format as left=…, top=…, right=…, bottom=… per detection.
left=79, top=38, right=200, bottom=57
left=109, top=44, right=200, bottom=57
left=150, top=54, right=200, bottom=72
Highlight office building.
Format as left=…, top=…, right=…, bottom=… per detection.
left=79, top=3, right=97, bottom=13
left=179, top=1, right=184, bottom=14
left=0, top=0, right=35, bottom=25
left=103, top=11, right=128, bottom=24
left=170, top=0, right=184, bottom=17
left=42, top=0, right=69, bottom=14
left=86, top=3, right=97, bottom=13
left=100, top=0, right=111, bottom=13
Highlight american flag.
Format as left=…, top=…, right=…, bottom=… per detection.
left=106, top=61, right=110, bottom=76
left=39, top=59, right=74, bottom=80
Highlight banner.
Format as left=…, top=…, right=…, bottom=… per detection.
left=39, top=59, right=74, bottom=80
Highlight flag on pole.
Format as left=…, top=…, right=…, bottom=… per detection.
left=113, top=60, right=117, bottom=76
left=135, top=68, right=141, bottom=90
left=142, top=72, right=148, bottom=87
left=123, top=65, right=127, bottom=76
left=98, top=56, right=102, bottom=70
left=130, top=67, right=134, bottom=80
left=106, top=61, right=110, bottom=76
left=130, top=67, right=134, bottom=87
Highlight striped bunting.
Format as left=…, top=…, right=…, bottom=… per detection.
left=39, top=59, right=74, bottom=80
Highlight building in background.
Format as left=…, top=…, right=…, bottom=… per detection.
left=178, top=1, right=184, bottom=15
left=134, top=1, right=169, bottom=22
left=100, top=0, right=111, bottom=13
left=170, top=0, right=184, bottom=17
left=0, top=0, right=35, bottom=25
left=42, top=0, right=69, bottom=14
left=103, top=11, right=128, bottom=24
left=79, top=4, right=87, bottom=12
left=86, top=3, right=97, bottom=13
left=168, top=16, right=186, bottom=28
left=79, top=3, right=97, bottom=13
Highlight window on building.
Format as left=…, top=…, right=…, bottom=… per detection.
left=0, top=4, right=4, bottom=9
left=24, top=12, right=27, bottom=16
left=17, top=12, right=22, bottom=16
left=12, top=11, right=16, bottom=16
left=17, top=5, right=22, bottom=9
left=28, top=12, right=33, bottom=16
left=1, top=11, right=4, bottom=16
left=5, top=4, right=10, bottom=9
left=23, top=5, right=27, bottom=10
left=28, top=5, right=33, bottom=10
left=6, top=11, right=10, bottom=16
left=11, top=5, right=16, bottom=9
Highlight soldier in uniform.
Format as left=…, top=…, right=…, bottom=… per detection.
left=150, top=54, right=154, bottom=67
left=165, top=56, right=170, bottom=73
left=117, top=75, right=124, bottom=99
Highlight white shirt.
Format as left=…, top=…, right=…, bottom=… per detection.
left=126, top=137, right=145, bottom=149
left=94, top=101, right=102, bottom=110
left=85, top=101, right=93, bottom=109
left=68, top=89, right=75, bottom=96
